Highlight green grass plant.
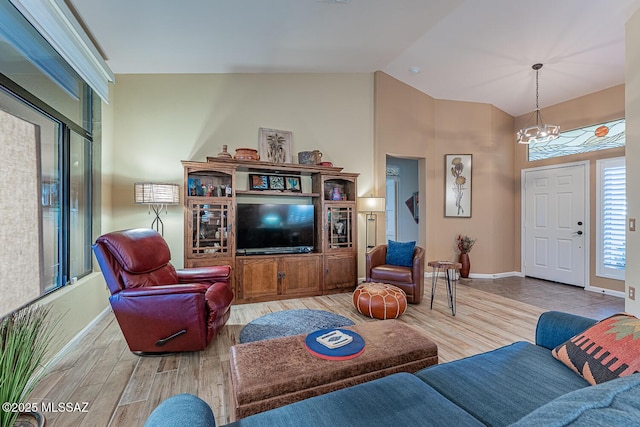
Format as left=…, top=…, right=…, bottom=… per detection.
left=0, top=306, right=58, bottom=427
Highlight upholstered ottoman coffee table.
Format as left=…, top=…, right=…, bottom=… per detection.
left=353, top=282, right=408, bottom=319
left=228, top=319, right=438, bottom=420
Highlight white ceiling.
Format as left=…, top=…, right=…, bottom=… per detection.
left=68, top=0, right=640, bottom=116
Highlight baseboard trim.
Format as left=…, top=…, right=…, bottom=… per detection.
left=44, top=306, right=111, bottom=370
left=585, top=286, right=625, bottom=299
left=424, top=271, right=523, bottom=279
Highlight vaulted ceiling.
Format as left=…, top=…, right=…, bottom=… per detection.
left=69, top=0, right=640, bottom=116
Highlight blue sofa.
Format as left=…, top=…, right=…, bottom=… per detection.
left=145, top=311, right=640, bottom=426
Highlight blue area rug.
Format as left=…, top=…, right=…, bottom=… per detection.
left=239, top=309, right=355, bottom=343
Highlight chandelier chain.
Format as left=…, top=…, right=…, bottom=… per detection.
left=535, top=68, right=540, bottom=110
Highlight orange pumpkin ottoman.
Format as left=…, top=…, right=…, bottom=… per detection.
left=353, top=282, right=407, bottom=319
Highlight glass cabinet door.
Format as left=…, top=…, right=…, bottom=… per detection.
left=326, top=205, right=354, bottom=250
left=188, top=200, right=231, bottom=256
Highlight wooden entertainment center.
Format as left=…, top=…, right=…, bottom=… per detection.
left=182, top=157, right=359, bottom=304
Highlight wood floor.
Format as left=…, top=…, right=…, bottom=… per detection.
left=30, top=277, right=624, bottom=427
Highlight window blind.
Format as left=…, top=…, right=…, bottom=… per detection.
left=601, top=164, right=626, bottom=272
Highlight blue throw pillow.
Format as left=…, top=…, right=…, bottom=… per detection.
left=385, top=240, right=416, bottom=267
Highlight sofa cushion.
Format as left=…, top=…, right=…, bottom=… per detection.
left=552, top=313, right=640, bottom=385
left=512, top=373, right=640, bottom=426
left=385, top=240, right=415, bottom=267
left=223, top=372, right=483, bottom=427
left=416, top=341, right=588, bottom=427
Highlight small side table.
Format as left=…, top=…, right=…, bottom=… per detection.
left=428, top=261, right=462, bottom=316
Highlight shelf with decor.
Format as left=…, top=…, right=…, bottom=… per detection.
left=182, top=157, right=358, bottom=304
left=235, top=190, right=320, bottom=198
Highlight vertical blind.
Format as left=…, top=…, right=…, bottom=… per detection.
left=602, top=164, right=626, bottom=272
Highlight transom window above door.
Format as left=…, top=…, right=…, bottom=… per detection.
left=528, top=119, right=625, bottom=162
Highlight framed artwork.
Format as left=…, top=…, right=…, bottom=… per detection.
left=405, top=191, right=419, bottom=223
left=285, top=176, right=302, bottom=192
left=445, top=154, right=472, bottom=217
left=259, top=128, right=292, bottom=163
left=249, top=174, right=269, bottom=190
left=268, top=175, right=285, bottom=190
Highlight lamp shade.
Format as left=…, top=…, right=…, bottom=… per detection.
left=357, top=197, right=386, bottom=213
left=134, top=183, right=180, bottom=205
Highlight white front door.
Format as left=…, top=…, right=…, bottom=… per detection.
left=523, top=162, right=588, bottom=287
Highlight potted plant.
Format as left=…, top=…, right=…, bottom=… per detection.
left=456, top=235, right=477, bottom=278
left=0, top=305, right=58, bottom=427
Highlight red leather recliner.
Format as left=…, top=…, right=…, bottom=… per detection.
left=92, top=228, right=233, bottom=354
left=365, top=244, right=425, bottom=304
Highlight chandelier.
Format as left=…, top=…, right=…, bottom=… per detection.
left=516, top=63, right=560, bottom=144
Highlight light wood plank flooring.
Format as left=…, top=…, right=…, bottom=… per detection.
left=29, top=277, right=624, bottom=426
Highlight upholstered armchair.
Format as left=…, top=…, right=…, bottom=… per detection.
left=365, top=244, right=425, bottom=304
left=92, top=228, right=233, bottom=354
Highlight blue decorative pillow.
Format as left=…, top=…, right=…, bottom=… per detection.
left=385, top=240, right=416, bottom=267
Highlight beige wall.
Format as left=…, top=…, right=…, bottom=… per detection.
left=109, top=74, right=374, bottom=271
left=513, top=85, right=626, bottom=293
left=374, top=71, right=516, bottom=274
left=625, top=9, right=640, bottom=315
left=37, top=273, right=110, bottom=356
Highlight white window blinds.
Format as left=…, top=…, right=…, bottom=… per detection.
left=597, top=157, right=626, bottom=280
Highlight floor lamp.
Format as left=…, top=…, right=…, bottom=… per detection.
left=357, top=196, right=386, bottom=249
left=134, top=182, right=180, bottom=236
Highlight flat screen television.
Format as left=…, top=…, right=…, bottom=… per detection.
left=236, top=204, right=315, bottom=255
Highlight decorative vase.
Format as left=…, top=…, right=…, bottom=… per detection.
left=234, top=148, right=259, bottom=161
left=217, top=144, right=232, bottom=159
left=459, top=253, right=470, bottom=278
left=15, top=411, right=45, bottom=427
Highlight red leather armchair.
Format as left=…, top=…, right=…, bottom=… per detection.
left=365, top=244, right=425, bottom=304
left=92, top=228, right=233, bottom=354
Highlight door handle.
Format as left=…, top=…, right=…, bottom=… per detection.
left=573, top=230, right=583, bottom=236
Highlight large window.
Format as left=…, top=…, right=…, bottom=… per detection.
left=529, top=119, right=625, bottom=162
left=0, top=2, right=96, bottom=316
left=596, top=157, right=626, bottom=280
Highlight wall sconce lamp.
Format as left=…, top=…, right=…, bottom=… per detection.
left=134, top=182, right=180, bottom=235
left=357, top=196, right=386, bottom=249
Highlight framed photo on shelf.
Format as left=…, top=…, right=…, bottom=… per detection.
left=258, top=128, right=292, bottom=163
left=249, top=174, right=269, bottom=190
left=285, top=176, right=302, bottom=192
left=268, top=175, right=285, bottom=190
left=444, top=154, right=472, bottom=218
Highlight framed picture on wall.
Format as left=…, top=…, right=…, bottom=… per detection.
left=444, top=154, right=472, bottom=218
left=249, top=174, right=269, bottom=190
left=285, top=176, right=301, bottom=192
left=258, top=128, right=292, bottom=163
left=268, top=175, right=285, bottom=190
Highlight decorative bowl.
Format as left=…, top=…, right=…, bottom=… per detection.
left=318, top=161, right=333, bottom=167
left=234, top=148, right=260, bottom=161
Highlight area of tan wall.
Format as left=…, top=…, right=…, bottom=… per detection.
left=513, top=85, right=625, bottom=293
left=374, top=72, right=516, bottom=274
left=433, top=100, right=516, bottom=273
left=373, top=72, right=433, bottom=251
left=110, top=74, right=374, bottom=271
left=625, top=9, right=640, bottom=315
left=99, top=85, right=115, bottom=233
left=37, top=273, right=110, bottom=356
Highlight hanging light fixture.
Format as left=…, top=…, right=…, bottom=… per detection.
left=516, top=63, right=560, bottom=144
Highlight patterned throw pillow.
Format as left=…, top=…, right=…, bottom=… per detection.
left=552, top=313, right=640, bottom=385
left=385, top=240, right=416, bottom=267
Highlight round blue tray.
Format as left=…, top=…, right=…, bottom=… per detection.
left=304, top=328, right=365, bottom=360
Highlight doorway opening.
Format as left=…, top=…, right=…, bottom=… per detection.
left=385, top=156, right=420, bottom=245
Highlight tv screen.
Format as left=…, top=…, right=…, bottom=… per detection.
left=236, top=204, right=315, bottom=254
